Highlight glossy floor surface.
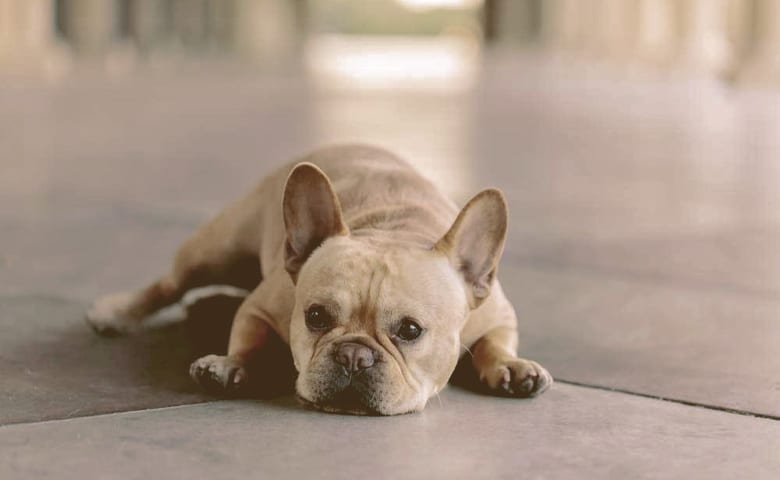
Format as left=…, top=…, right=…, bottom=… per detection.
left=1, top=50, right=779, bottom=478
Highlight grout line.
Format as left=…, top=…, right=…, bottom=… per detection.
left=0, top=401, right=219, bottom=429
left=2, top=381, right=778, bottom=429
left=555, top=378, right=780, bottom=421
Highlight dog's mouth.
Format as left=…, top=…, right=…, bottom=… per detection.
left=296, top=389, right=381, bottom=416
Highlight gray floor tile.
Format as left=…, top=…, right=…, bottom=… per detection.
left=0, top=201, right=196, bottom=301
left=1, top=385, right=777, bottom=480
left=0, top=294, right=295, bottom=425
left=504, top=225, right=780, bottom=299
left=470, top=61, right=780, bottom=297
left=0, top=295, right=207, bottom=425
left=500, top=265, right=780, bottom=418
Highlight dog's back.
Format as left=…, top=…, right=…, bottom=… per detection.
left=236, top=144, right=460, bottom=273
left=302, top=144, right=459, bottom=246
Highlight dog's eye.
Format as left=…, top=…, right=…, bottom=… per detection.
left=305, top=305, right=334, bottom=331
left=396, top=318, right=424, bottom=342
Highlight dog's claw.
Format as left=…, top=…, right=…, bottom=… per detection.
left=483, top=358, right=552, bottom=398
left=190, top=355, right=248, bottom=395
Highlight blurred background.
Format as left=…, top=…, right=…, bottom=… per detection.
left=1, top=0, right=780, bottom=428
left=2, top=0, right=780, bottom=81
left=3, top=0, right=780, bottom=331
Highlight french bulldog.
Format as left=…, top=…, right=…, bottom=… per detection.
left=86, top=144, right=552, bottom=415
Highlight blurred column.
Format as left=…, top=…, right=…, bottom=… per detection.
left=231, top=0, right=301, bottom=63
left=675, top=0, right=732, bottom=74
left=575, top=0, right=601, bottom=56
left=594, top=0, right=640, bottom=63
left=171, top=0, right=207, bottom=48
left=635, top=0, right=679, bottom=65
left=63, top=0, right=117, bottom=56
left=485, top=0, right=542, bottom=46
left=740, top=0, right=780, bottom=84
left=0, top=0, right=57, bottom=66
left=539, top=0, right=587, bottom=53
left=128, top=0, right=169, bottom=52
left=481, top=0, right=498, bottom=42
left=205, top=0, right=232, bottom=50
left=721, top=0, right=753, bottom=80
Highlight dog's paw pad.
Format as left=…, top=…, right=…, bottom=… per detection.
left=189, top=355, right=248, bottom=395
left=85, top=292, right=139, bottom=336
left=482, top=358, right=553, bottom=398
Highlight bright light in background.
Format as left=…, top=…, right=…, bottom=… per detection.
left=306, top=35, right=480, bottom=92
left=305, top=0, right=483, bottom=196
left=307, top=35, right=478, bottom=198
left=396, top=0, right=483, bottom=11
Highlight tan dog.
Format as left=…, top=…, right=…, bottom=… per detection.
left=86, top=144, right=552, bottom=415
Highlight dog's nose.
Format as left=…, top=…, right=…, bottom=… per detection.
left=334, top=342, right=376, bottom=373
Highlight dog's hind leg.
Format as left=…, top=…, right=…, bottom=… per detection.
left=84, top=162, right=291, bottom=336
left=85, top=214, right=262, bottom=336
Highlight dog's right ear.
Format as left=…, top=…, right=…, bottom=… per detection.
left=282, top=162, right=349, bottom=281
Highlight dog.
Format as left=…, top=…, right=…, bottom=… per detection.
left=86, top=144, right=552, bottom=415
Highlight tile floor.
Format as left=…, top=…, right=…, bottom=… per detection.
left=1, top=51, right=778, bottom=478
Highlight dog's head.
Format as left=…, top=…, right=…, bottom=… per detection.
left=283, top=163, right=507, bottom=415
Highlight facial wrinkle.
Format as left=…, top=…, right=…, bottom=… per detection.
left=356, top=257, right=387, bottom=333
left=376, top=333, right=422, bottom=394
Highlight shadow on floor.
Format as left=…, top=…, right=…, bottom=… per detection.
left=1, top=290, right=496, bottom=425
left=0, top=293, right=295, bottom=425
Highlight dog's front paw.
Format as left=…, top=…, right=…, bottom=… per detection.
left=189, top=355, right=248, bottom=395
left=480, top=358, right=553, bottom=398
left=85, top=292, right=140, bottom=336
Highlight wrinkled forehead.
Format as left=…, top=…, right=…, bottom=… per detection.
left=298, top=238, right=464, bottom=316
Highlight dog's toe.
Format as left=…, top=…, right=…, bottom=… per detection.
left=85, top=292, right=139, bottom=336
left=190, top=355, right=248, bottom=395
left=482, top=358, right=553, bottom=398
left=505, top=359, right=552, bottom=397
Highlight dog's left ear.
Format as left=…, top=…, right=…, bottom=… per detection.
left=283, top=162, right=349, bottom=281
left=435, top=188, right=508, bottom=308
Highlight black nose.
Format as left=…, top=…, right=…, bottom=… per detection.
left=334, top=342, right=376, bottom=373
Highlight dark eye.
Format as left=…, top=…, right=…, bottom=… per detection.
left=396, top=318, right=424, bottom=342
left=305, top=305, right=334, bottom=332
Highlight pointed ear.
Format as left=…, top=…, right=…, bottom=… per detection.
left=435, top=188, right=508, bottom=308
left=282, top=162, right=348, bottom=281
